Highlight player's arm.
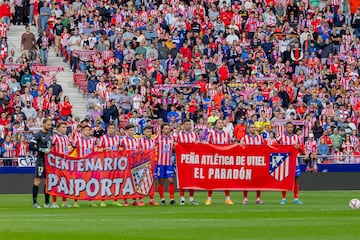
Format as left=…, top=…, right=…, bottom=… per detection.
left=29, top=132, right=40, bottom=151
left=96, top=136, right=105, bottom=152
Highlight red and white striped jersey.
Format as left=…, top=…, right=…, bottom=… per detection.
left=267, top=138, right=278, bottom=145
left=120, top=136, right=139, bottom=150
left=246, top=17, right=259, bottom=32
left=155, top=134, right=175, bottom=166
left=277, top=132, right=300, bottom=145
left=342, top=141, right=354, bottom=153
left=330, top=0, right=342, bottom=6
left=72, top=135, right=96, bottom=157
left=304, top=139, right=317, bottom=154
left=234, top=13, right=242, bottom=25
left=207, top=129, right=231, bottom=145
left=195, top=124, right=208, bottom=131
left=0, top=23, right=8, bottom=38
left=338, top=109, right=349, bottom=122
left=274, top=123, right=286, bottom=138
left=350, top=135, right=359, bottom=147
left=139, top=137, right=156, bottom=150
left=52, top=133, right=70, bottom=155
left=98, top=134, right=121, bottom=151
left=96, top=82, right=107, bottom=99
left=2, top=142, right=14, bottom=158
left=16, top=143, right=29, bottom=157
left=240, top=134, right=264, bottom=145
left=175, top=130, right=199, bottom=143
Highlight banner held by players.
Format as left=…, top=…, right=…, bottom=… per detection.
left=176, top=143, right=297, bottom=191
left=46, top=150, right=155, bottom=200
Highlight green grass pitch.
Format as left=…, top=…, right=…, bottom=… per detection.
left=0, top=191, right=359, bottom=240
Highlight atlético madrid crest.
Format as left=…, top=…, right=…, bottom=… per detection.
left=131, top=161, right=154, bottom=195
left=269, top=153, right=291, bottom=182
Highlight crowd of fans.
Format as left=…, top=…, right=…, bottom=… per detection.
left=1, top=0, right=360, bottom=167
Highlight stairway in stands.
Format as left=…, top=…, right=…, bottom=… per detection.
left=7, top=25, right=87, bottom=120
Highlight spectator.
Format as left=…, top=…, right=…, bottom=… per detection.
left=22, top=101, right=37, bottom=120
left=48, top=78, right=63, bottom=102
left=318, top=138, right=330, bottom=163
left=20, top=25, right=36, bottom=60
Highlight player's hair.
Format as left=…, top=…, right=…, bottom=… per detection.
left=214, top=119, right=222, bottom=125
left=43, top=118, right=52, bottom=124
left=125, top=124, right=135, bottom=130
left=160, top=123, right=170, bottom=130
left=286, top=121, right=293, bottom=127
left=57, top=121, right=67, bottom=128
left=143, top=126, right=153, bottom=131
left=107, top=123, right=115, bottom=128
left=182, top=119, right=191, bottom=124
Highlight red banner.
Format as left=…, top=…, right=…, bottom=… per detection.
left=176, top=143, right=297, bottom=191
left=2, top=64, right=22, bottom=70
left=46, top=150, right=155, bottom=200
left=33, top=66, right=64, bottom=72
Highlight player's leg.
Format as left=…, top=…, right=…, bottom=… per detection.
left=158, top=178, right=165, bottom=205
left=224, top=190, right=233, bottom=205
left=166, top=165, right=176, bottom=205
left=256, top=191, right=263, bottom=204
left=100, top=200, right=107, bottom=207
left=148, top=179, right=159, bottom=205
left=62, top=197, right=72, bottom=208
left=243, top=191, right=248, bottom=205
left=293, top=177, right=303, bottom=204
left=179, top=188, right=185, bottom=205
left=157, top=165, right=166, bottom=205
left=137, top=197, right=145, bottom=206
left=167, top=177, right=175, bottom=205
left=280, top=191, right=287, bottom=204
left=44, top=184, right=51, bottom=208
left=189, top=189, right=199, bottom=205
left=32, top=177, right=42, bottom=208
left=51, top=195, right=60, bottom=208
left=205, top=190, right=213, bottom=205
left=73, top=199, right=80, bottom=208
left=148, top=193, right=159, bottom=205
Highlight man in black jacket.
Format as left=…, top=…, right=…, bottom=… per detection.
left=30, top=118, right=53, bottom=208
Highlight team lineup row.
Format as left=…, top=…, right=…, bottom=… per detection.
left=30, top=118, right=303, bottom=208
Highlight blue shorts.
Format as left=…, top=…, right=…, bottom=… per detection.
left=295, top=165, right=301, bottom=177
left=155, top=165, right=175, bottom=179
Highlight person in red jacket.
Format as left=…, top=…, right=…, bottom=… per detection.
left=220, top=6, right=233, bottom=26
left=179, top=42, right=192, bottom=61
left=0, top=0, right=11, bottom=25
left=58, top=96, right=73, bottom=120
left=218, top=61, right=229, bottom=82
left=33, top=90, right=48, bottom=112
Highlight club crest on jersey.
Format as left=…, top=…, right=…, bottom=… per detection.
left=269, top=153, right=290, bottom=182
left=131, top=161, right=154, bottom=195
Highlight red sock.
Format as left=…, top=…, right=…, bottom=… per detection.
left=225, top=190, right=230, bottom=197
left=179, top=188, right=185, bottom=197
left=208, top=191, right=213, bottom=197
left=282, top=191, right=287, bottom=199
left=189, top=189, right=194, bottom=197
left=62, top=197, right=66, bottom=202
left=149, top=194, right=154, bottom=200
left=158, top=184, right=164, bottom=199
left=256, top=191, right=261, bottom=199
left=168, top=183, right=175, bottom=199
left=243, top=191, right=248, bottom=198
left=294, top=179, right=299, bottom=199
left=52, top=196, right=56, bottom=203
